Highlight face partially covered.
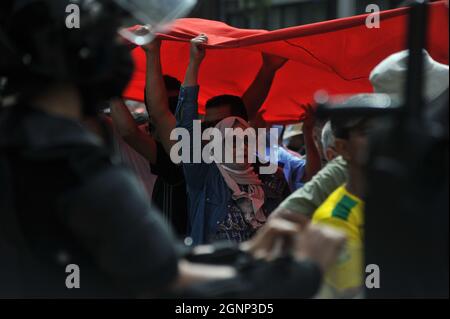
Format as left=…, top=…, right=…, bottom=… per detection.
left=227, top=121, right=251, bottom=168
left=208, top=117, right=254, bottom=170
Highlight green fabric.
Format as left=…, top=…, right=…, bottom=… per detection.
left=331, top=195, right=358, bottom=221
left=279, top=156, right=348, bottom=217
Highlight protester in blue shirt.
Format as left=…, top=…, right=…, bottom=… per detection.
left=175, top=34, right=291, bottom=245
left=265, top=117, right=322, bottom=193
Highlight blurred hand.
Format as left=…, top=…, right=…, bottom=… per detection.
left=243, top=208, right=311, bottom=261
left=269, top=207, right=311, bottom=228
left=241, top=218, right=301, bottom=261
left=124, top=25, right=160, bottom=53
left=190, top=34, right=208, bottom=65
left=262, top=53, right=288, bottom=71
left=294, top=224, right=347, bottom=273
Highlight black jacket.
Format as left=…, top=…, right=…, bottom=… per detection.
left=0, top=106, right=179, bottom=298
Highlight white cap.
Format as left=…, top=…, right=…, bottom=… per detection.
left=283, top=123, right=304, bottom=141
left=370, top=50, right=449, bottom=102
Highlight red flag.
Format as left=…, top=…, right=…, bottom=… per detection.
left=123, top=1, right=449, bottom=124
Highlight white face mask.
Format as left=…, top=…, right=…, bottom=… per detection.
left=217, top=120, right=252, bottom=170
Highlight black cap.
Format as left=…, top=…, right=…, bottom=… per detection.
left=318, top=93, right=400, bottom=139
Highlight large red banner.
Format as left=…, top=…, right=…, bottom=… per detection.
left=123, top=1, right=449, bottom=124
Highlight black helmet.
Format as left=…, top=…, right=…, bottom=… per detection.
left=0, top=0, right=196, bottom=112
left=0, top=0, right=136, bottom=110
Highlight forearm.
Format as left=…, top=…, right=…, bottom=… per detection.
left=145, top=49, right=168, bottom=119
left=110, top=99, right=137, bottom=137
left=145, top=48, right=177, bottom=154
left=110, top=99, right=157, bottom=164
left=242, top=66, right=278, bottom=124
left=302, top=125, right=322, bottom=182
left=174, top=85, right=209, bottom=185
left=183, top=62, right=201, bottom=88
left=110, top=99, right=140, bottom=137
left=176, top=86, right=200, bottom=130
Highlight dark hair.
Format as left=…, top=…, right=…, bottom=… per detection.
left=163, top=75, right=181, bottom=92
left=144, top=75, right=181, bottom=116
left=205, top=95, right=248, bottom=121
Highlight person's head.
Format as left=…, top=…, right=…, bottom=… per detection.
left=163, top=75, right=181, bottom=113
left=283, top=123, right=305, bottom=155
left=208, top=116, right=253, bottom=170
left=321, top=121, right=337, bottom=162
left=1, top=0, right=136, bottom=115
left=331, top=95, right=374, bottom=169
left=204, top=95, right=249, bottom=129
left=312, top=117, right=329, bottom=165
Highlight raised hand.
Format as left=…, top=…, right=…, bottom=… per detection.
left=190, top=34, right=208, bottom=65
left=301, top=103, right=317, bottom=130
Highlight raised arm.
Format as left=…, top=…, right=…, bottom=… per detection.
left=110, top=98, right=157, bottom=164
left=142, top=38, right=177, bottom=156
left=176, top=34, right=208, bottom=132
left=174, top=34, right=209, bottom=189
left=301, top=105, right=322, bottom=183
left=242, top=53, right=288, bottom=126
left=183, top=34, right=208, bottom=87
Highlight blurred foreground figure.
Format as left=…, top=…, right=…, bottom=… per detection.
left=0, top=0, right=345, bottom=298
left=365, top=1, right=449, bottom=297
left=0, top=0, right=179, bottom=298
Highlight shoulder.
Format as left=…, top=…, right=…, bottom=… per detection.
left=322, top=157, right=348, bottom=176
left=310, top=157, right=348, bottom=189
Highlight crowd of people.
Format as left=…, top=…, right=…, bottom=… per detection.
left=0, top=0, right=448, bottom=299
left=106, top=31, right=449, bottom=298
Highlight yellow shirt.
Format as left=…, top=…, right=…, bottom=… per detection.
left=312, top=185, right=364, bottom=297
